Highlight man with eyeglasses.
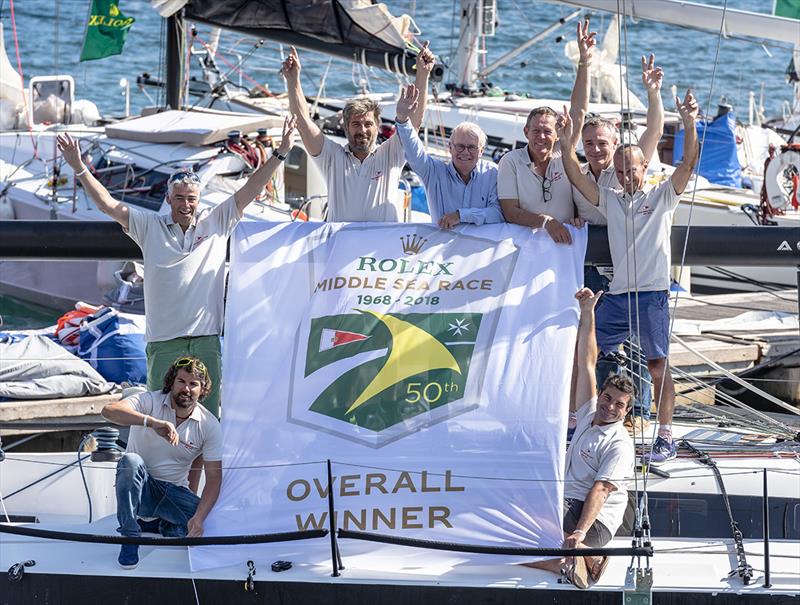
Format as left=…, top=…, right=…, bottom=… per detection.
left=281, top=44, right=435, bottom=221
left=392, top=84, right=502, bottom=228
left=101, top=356, right=222, bottom=569
left=558, top=89, right=700, bottom=466
left=57, top=116, right=297, bottom=417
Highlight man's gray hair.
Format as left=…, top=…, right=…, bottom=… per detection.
left=582, top=116, right=619, bottom=137
left=167, top=171, right=201, bottom=196
left=342, top=98, right=381, bottom=128
left=450, top=121, right=487, bottom=148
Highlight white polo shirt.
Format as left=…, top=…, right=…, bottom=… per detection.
left=497, top=145, right=575, bottom=222
left=573, top=163, right=615, bottom=225
left=313, top=135, right=406, bottom=222
left=125, top=390, right=223, bottom=488
left=564, top=397, right=634, bottom=537
left=125, top=196, right=241, bottom=343
left=596, top=178, right=680, bottom=294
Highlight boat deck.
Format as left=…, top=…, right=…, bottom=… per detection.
left=1, top=514, right=797, bottom=604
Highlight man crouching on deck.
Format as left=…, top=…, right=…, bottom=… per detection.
left=524, top=289, right=634, bottom=588
left=101, top=356, right=222, bottom=569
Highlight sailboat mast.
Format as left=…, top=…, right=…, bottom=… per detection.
left=454, top=0, right=496, bottom=91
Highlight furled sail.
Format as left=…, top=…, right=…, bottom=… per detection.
left=151, top=0, right=442, bottom=81
left=551, top=0, right=800, bottom=46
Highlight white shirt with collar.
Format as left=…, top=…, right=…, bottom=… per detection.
left=564, top=397, right=634, bottom=537
left=125, top=390, right=223, bottom=488
left=313, top=134, right=406, bottom=222
left=497, top=144, right=575, bottom=222
left=596, top=178, right=680, bottom=294
left=573, top=162, right=615, bottom=225
left=125, top=195, right=241, bottom=342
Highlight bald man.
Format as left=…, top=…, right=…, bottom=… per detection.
left=557, top=90, right=699, bottom=465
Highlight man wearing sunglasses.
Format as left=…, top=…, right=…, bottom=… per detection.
left=393, top=84, right=502, bottom=229
left=57, top=116, right=297, bottom=417
left=101, top=356, right=222, bottom=569
left=497, top=103, right=584, bottom=244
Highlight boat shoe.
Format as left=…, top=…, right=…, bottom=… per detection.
left=562, top=557, right=590, bottom=589
left=644, top=436, right=677, bottom=466
left=118, top=544, right=139, bottom=569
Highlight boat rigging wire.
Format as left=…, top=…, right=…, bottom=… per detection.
left=681, top=439, right=754, bottom=584
left=7, top=0, right=37, bottom=158
left=644, top=0, right=731, bottom=496
left=672, top=333, right=800, bottom=418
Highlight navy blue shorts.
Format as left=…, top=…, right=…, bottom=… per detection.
left=595, top=291, right=670, bottom=361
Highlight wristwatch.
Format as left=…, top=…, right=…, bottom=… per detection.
left=272, top=148, right=287, bottom=162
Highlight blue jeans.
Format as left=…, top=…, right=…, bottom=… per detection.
left=115, top=453, right=200, bottom=537
left=584, top=266, right=652, bottom=420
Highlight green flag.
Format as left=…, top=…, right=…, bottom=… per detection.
left=79, top=0, right=135, bottom=62
left=774, top=0, right=800, bottom=19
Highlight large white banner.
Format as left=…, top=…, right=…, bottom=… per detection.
left=191, top=222, right=586, bottom=571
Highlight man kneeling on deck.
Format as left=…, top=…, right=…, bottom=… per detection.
left=525, top=289, right=634, bottom=588
left=101, top=356, right=222, bottom=569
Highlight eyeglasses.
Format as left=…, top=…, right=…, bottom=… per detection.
left=168, top=170, right=201, bottom=184
left=451, top=143, right=480, bottom=154
left=540, top=176, right=552, bottom=203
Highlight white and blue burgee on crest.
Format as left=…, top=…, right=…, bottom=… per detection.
left=190, top=221, right=586, bottom=572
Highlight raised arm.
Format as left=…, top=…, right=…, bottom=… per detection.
left=637, top=54, right=664, bottom=162
left=670, top=89, right=699, bottom=195
left=557, top=106, right=599, bottom=205
left=568, top=18, right=596, bottom=150
left=281, top=47, right=324, bottom=157
left=234, top=115, right=297, bottom=213
left=573, top=287, right=601, bottom=409
left=394, top=85, right=432, bottom=175
left=57, top=133, right=130, bottom=229
left=410, top=41, right=435, bottom=130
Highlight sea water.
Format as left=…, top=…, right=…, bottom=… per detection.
left=0, top=0, right=795, bottom=326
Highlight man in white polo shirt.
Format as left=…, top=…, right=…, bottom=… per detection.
left=558, top=90, right=699, bottom=465
left=56, top=116, right=298, bottom=417
left=101, top=356, right=222, bottom=570
left=524, top=288, right=634, bottom=588
left=281, top=44, right=435, bottom=221
left=497, top=19, right=592, bottom=244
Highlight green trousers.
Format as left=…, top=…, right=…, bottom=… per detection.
left=146, top=335, right=222, bottom=417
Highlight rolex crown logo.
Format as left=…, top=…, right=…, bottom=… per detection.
left=400, top=234, right=427, bottom=256
left=109, top=4, right=120, bottom=16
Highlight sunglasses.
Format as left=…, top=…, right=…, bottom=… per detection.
left=540, top=176, right=552, bottom=203
left=175, top=357, right=208, bottom=376
left=168, top=170, right=201, bottom=184
left=451, top=143, right=480, bottom=154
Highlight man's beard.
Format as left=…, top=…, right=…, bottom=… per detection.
left=347, top=133, right=376, bottom=155
left=174, top=392, right=195, bottom=409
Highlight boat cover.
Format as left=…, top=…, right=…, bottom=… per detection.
left=0, top=335, right=113, bottom=400
left=673, top=111, right=742, bottom=188
left=104, top=109, right=283, bottom=146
